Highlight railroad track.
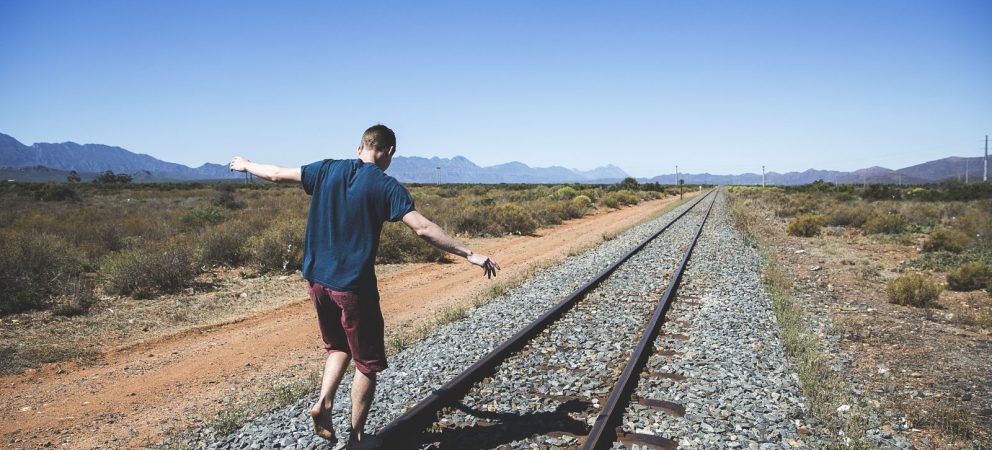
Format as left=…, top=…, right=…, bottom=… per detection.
left=376, top=189, right=719, bottom=449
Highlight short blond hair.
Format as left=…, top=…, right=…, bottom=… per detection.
left=361, top=124, right=396, bottom=152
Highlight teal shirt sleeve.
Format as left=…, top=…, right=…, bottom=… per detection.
left=301, top=160, right=327, bottom=195
left=383, top=178, right=415, bottom=221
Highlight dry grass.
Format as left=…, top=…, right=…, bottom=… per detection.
left=728, top=189, right=871, bottom=449
left=1, top=181, right=673, bottom=319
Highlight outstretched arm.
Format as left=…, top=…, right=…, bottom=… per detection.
left=401, top=210, right=500, bottom=278
left=229, top=156, right=301, bottom=183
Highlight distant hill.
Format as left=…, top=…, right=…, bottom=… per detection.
left=387, top=155, right=628, bottom=183
left=0, top=133, right=630, bottom=183
left=646, top=157, right=987, bottom=186
left=0, top=133, right=236, bottom=180
left=0, top=132, right=987, bottom=185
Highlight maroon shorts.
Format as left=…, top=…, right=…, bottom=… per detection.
left=306, top=281, right=387, bottom=375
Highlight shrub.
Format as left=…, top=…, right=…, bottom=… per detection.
left=200, top=221, right=249, bottom=266
left=863, top=212, right=907, bottom=235
left=444, top=205, right=493, bottom=236
left=0, top=231, right=84, bottom=315
left=774, top=195, right=818, bottom=218
left=946, top=263, right=992, bottom=292
left=571, top=195, right=592, bottom=211
left=531, top=202, right=567, bottom=226
left=886, top=273, right=941, bottom=307
left=377, top=221, right=447, bottom=264
left=491, top=203, right=537, bottom=235
left=181, top=206, right=227, bottom=229
left=213, top=186, right=244, bottom=210
left=33, top=184, right=80, bottom=202
left=824, top=203, right=873, bottom=227
left=599, top=190, right=639, bottom=209
left=923, top=228, right=971, bottom=253
left=786, top=214, right=823, bottom=237
left=101, top=238, right=198, bottom=299
left=52, top=277, right=96, bottom=317
left=247, top=217, right=305, bottom=272
left=94, top=170, right=132, bottom=184
left=554, top=186, right=578, bottom=200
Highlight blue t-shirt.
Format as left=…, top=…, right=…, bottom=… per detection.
left=300, top=159, right=415, bottom=292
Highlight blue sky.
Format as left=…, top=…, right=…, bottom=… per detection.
left=1, top=1, right=990, bottom=177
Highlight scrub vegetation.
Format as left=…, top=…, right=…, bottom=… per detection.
left=0, top=179, right=680, bottom=316
left=729, top=181, right=992, bottom=448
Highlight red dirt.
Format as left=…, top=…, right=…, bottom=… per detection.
left=0, top=194, right=695, bottom=449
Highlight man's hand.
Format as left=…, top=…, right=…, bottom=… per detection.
left=229, top=156, right=251, bottom=172
left=467, top=252, right=500, bottom=279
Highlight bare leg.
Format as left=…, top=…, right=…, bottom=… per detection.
left=349, top=370, right=377, bottom=439
left=310, top=351, right=350, bottom=441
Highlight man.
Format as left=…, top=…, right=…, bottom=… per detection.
left=229, top=125, right=499, bottom=448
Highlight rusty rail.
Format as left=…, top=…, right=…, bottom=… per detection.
left=581, top=188, right=718, bottom=450
left=376, top=189, right=715, bottom=448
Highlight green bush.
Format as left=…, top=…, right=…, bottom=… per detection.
left=101, top=238, right=198, bottom=299
left=786, top=214, right=823, bottom=237
left=199, top=221, right=249, bottom=266
left=922, top=228, right=971, bottom=253
left=571, top=195, right=592, bottom=211
left=181, top=206, right=227, bottom=229
left=946, top=263, right=992, bottom=292
left=377, top=221, right=447, bottom=264
left=0, top=231, right=84, bottom=315
left=554, top=186, right=578, bottom=200
left=247, top=217, right=305, bottom=272
left=491, top=203, right=538, bottom=235
left=824, top=203, right=873, bottom=227
left=886, top=273, right=941, bottom=307
left=863, top=212, right=907, bottom=235
left=774, top=195, right=818, bottom=218
left=599, top=190, right=639, bottom=209
left=531, top=202, right=568, bottom=226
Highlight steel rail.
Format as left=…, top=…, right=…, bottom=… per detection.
left=377, top=189, right=715, bottom=448
left=581, top=188, right=718, bottom=450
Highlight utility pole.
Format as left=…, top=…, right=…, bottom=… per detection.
left=761, top=165, right=766, bottom=187
left=984, top=134, right=988, bottom=182
left=436, top=167, right=441, bottom=185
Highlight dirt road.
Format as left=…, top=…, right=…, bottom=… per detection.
left=1, top=195, right=692, bottom=448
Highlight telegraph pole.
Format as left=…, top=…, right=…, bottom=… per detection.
left=676, top=165, right=682, bottom=200
left=436, top=166, right=441, bottom=185
left=761, top=165, right=766, bottom=187
left=984, top=134, right=988, bottom=182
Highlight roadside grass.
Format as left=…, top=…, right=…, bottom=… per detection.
left=728, top=189, right=871, bottom=449
left=152, top=370, right=322, bottom=449
left=209, top=372, right=320, bottom=436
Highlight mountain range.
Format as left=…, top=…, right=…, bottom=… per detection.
left=0, top=133, right=628, bottom=184
left=0, top=132, right=987, bottom=185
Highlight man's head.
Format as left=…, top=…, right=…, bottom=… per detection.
left=358, top=124, right=396, bottom=170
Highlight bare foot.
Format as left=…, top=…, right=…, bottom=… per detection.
left=309, top=397, right=336, bottom=442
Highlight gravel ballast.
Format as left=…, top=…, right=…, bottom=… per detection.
left=208, top=195, right=707, bottom=449
left=206, top=192, right=826, bottom=449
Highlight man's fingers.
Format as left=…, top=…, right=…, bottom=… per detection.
left=482, top=259, right=498, bottom=278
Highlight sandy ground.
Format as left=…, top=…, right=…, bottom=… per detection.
left=1, top=194, right=695, bottom=449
